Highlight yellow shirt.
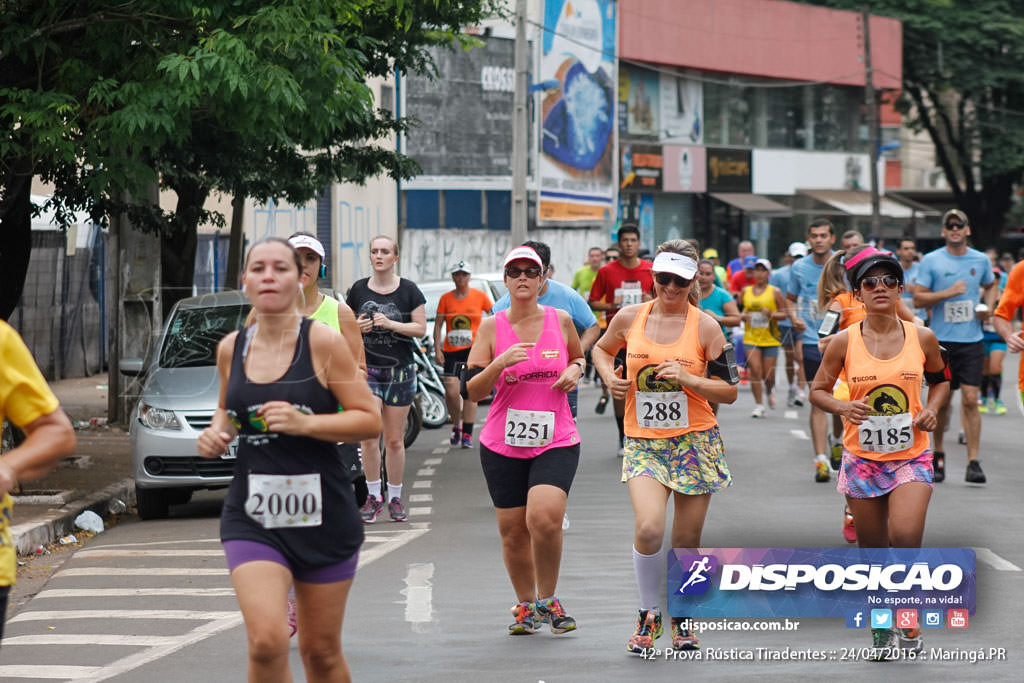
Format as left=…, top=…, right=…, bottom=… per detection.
left=1, top=320, right=60, bottom=586
left=741, top=285, right=781, bottom=347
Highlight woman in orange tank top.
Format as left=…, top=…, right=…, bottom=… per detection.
left=594, top=240, right=738, bottom=655
left=809, top=251, right=949, bottom=660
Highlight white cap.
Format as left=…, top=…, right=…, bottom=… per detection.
left=651, top=251, right=698, bottom=279
left=787, top=241, right=808, bottom=257
left=503, top=246, right=544, bottom=270
left=450, top=260, right=472, bottom=275
left=754, top=258, right=772, bottom=271
left=289, top=234, right=325, bottom=260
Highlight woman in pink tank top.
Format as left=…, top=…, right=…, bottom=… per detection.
left=465, top=246, right=586, bottom=637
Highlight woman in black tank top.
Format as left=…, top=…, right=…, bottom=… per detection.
left=198, top=237, right=380, bottom=682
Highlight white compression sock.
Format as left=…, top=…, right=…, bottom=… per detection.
left=387, top=483, right=403, bottom=502
left=366, top=480, right=382, bottom=500
left=633, top=546, right=665, bottom=613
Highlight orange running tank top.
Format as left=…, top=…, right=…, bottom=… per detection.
left=833, top=291, right=866, bottom=330
left=625, top=301, right=717, bottom=439
left=842, top=320, right=929, bottom=462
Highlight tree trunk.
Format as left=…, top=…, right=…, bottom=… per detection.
left=0, top=161, right=35, bottom=320
left=161, top=179, right=208, bottom=318
left=225, top=194, right=246, bottom=289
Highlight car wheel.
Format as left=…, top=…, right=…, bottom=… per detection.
left=404, top=400, right=422, bottom=449
left=136, top=487, right=170, bottom=520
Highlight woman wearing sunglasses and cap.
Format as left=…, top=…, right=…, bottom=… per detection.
left=809, top=250, right=949, bottom=660
left=593, top=240, right=738, bottom=655
left=464, top=246, right=585, bottom=637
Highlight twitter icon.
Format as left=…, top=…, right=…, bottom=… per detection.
left=870, top=609, right=892, bottom=628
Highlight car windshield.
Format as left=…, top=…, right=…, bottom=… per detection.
left=159, top=304, right=251, bottom=368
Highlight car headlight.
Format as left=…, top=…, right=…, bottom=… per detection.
left=139, top=404, right=182, bottom=430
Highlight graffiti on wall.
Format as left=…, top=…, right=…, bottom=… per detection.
left=402, top=227, right=611, bottom=286
left=337, top=200, right=381, bottom=289
left=252, top=198, right=317, bottom=239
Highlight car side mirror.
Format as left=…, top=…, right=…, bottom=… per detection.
left=119, top=358, right=145, bottom=376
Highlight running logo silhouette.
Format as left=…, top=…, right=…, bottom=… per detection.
left=676, top=554, right=718, bottom=596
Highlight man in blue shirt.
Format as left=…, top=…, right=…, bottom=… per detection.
left=773, top=242, right=808, bottom=407
left=786, top=219, right=835, bottom=482
left=493, top=241, right=599, bottom=418
left=896, top=236, right=926, bottom=321
left=914, top=209, right=998, bottom=484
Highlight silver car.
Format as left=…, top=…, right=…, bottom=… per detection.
left=121, top=291, right=250, bottom=519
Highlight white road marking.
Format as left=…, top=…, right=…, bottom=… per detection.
left=35, top=588, right=236, bottom=599
left=973, top=547, right=1023, bottom=571
left=408, top=507, right=431, bottom=516
left=0, top=665, right=101, bottom=679
left=358, top=524, right=430, bottom=568
left=402, top=563, right=435, bottom=632
left=423, top=458, right=443, bottom=466
left=83, top=538, right=220, bottom=549
left=55, top=567, right=229, bottom=578
left=784, top=410, right=798, bottom=419
left=8, top=610, right=240, bottom=623
left=431, top=447, right=448, bottom=454
left=417, top=467, right=436, bottom=476
left=73, top=549, right=224, bottom=558
left=3, top=634, right=181, bottom=646
left=412, top=480, right=432, bottom=488
left=789, top=429, right=810, bottom=440
left=408, top=494, right=433, bottom=503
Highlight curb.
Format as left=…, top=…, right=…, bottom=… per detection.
left=10, top=479, right=137, bottom=556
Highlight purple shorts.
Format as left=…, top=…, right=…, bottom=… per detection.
left=222, top=540, right=358, bottom=583
left=837, top=448, right=933, bottom=499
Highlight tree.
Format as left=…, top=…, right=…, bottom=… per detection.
left=809, top=0, right=1024, bottom=247
left=1, top=0, right=499, bottom=319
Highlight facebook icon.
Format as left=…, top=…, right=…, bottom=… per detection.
left=845, top=610, right=866, bottom=629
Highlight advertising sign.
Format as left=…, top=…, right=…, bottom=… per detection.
left=538, top=0, right=618, bottom=223
left=619, top=64, right=660, bottom=137
left=620, top=144, right=662, bottom=191
left=662, top=145, right=706, bottom=192
left=707, top=147, right=752, bottom=193
left=659, top=72, right=703, bottom=145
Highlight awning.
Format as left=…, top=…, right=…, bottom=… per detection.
left=709, top=193, right=792, bottom=215
left=797, top=190, right=938, bottom=218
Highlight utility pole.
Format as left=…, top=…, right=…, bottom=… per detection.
left=510, top=0, right=528, bottom=245
left=862, top=7, right=881, bottom=234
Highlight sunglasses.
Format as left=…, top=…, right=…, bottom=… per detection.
left=504, top=265, right=543, bottom=279
left=859, top=275, right=901, bottom=291
left=605, top=254, right=618, bottom=261
left=655, top=272, right=693, bottom=288
left=945, top=222, right=966, bottom=230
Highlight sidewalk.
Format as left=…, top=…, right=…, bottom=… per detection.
left=8, top=374, right=135, bottom=555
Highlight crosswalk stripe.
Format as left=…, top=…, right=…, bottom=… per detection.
left=74, top=549, right=224, bottom=558
left=55, top=567, right=229, bottom=577
left=35, top=588, right=236, bottom=599
left=84, top=538, right=220, bottom=550
left=8, top=610, right=239, bottom=623
left=358, top=526, right=430, bottom=569
left=412, top=480, right=432, bottom=488
left=417, top=467, right=436, bottom=476
left=3, top=634, right=182, bottom=646
left=423, top=458, right=442, bottom=465
left=0, top=665, right=102, bottom=679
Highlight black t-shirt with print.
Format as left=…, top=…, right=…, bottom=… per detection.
left=346, top=277, right=426, bottom=368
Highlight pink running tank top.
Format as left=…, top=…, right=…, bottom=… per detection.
left=480, top=307, right=580, bottom=459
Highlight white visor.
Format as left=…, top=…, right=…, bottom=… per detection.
left=502, top=246, right=544, bottom=270
left=288, top=235, right=325, bottom=260
left=652, top=252, right=698, bottom=279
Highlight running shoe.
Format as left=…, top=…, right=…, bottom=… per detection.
left=595, top=394, right=609, bottom=414
left=933, top=451, right=945, bottom=483
left=793, top=389, right=806, bottom=407
left=509, top=601, right=538, bottom=635
left=450, top=427, right=461, bottom=446
left=814, top=457, right=831, bottom=483
left=965, top=460, right=987, bottom=484
left=751, top=404, right=766, bottom=418
left=957, top=430, right=966, bottom=445
left=670, top=617, right=700, bottom=650
left=994, top=399, right=1007, bottom=415
left=978, top=399, right=989, bottom=414
left=287, top=596, right=297, bottom=638
left=627, top=610, right=663, bottom=654
left=842, top=507, right=857, bottom=544
left=870, top=627, right=898, bottom=661
left=388, top=497, right=408, bottom=522
left=787, top=386, right=797, bottom=407
left=360, top=494, right=383, bottom=523
left=898, top=627, right=922, bottom=655
left=535, top=596, right=577, bottom=634
left=828, top=435, right=843, bottom=472
left=460, top=432, right=473, bottom=449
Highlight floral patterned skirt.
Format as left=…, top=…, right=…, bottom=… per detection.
left=621, top=426, right=732, bottom=495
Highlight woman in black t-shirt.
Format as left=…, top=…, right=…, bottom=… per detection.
left=346, top=235, right=426, bottom=523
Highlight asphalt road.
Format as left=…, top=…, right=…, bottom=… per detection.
left=3, top=356, right=1022, bottom=682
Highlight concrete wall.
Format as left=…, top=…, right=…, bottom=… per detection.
left=401, top=227, right=610, bottom=286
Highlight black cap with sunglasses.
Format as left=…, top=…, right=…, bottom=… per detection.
left=845, top=248, right=904, bottom=291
